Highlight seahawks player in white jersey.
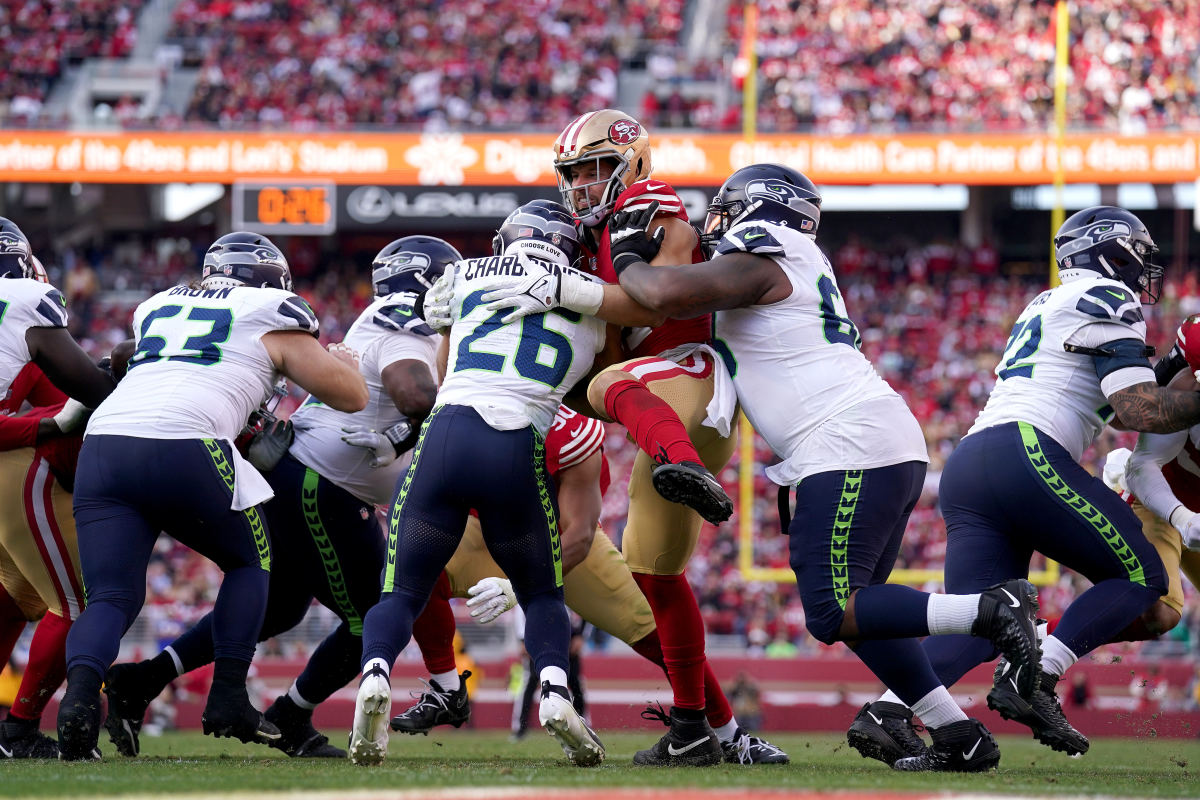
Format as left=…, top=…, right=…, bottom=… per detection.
left=840, top=207, right=1198, bottom=766
left=101, top=236, right=456, bottom=761
left=484, top=164, right=1047, bottom=772
left=351, top=201, right=607, bottom=768
left=57, top=232, right=368, bottom=760
left=0, top=217, right=116, bottom=409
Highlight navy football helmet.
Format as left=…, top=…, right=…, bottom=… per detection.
left=491, top=200, right=582, bottom=268
left=372, top=236, right=462, bottom=298
left=0, top=217, right=36, bottom=280
left=1055, top=206, right=1162, bottom=303
left=201, top=232, right=292, bottom=291
left=700, top=164, right=821, bottom=257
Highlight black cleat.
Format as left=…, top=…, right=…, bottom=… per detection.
left=390, top=670, right=472, bottom=735
left=651, top=460, right=733, bottom=524
left=971, top=579, right=1041, bottom=700
left=0, top=718, right=60, bottom=759
left=893, top=718, right=1000, bottom=772
left=201, top=684, right=280, bottom=746
left=57, top=679, right=104, bottom=761
left=104, top=662, right=154, bottom=757
left=847, top=701, right=928, bottom=765
left=987, top=669, right=1089, bottom=755
left=633, top=704, right=722, bottom=767
left=721, top=727, right=789, bottom=764
left=264, top=695, right=346, bottom=758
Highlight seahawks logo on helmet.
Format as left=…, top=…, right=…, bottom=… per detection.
left=0, top=232, right=28, bottom=254
left=746, top=180, right=818, bottom=229
left=377, top=251, right=431, bottom=270
left=251, top=246, right=287, bottom=267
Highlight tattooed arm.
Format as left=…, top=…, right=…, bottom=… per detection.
left=1110, top=380, right=1200, bottom=433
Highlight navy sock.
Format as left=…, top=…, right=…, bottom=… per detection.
left=360, top=589, right=425, bottom=668
left=852, top=638, right=941, bottom=707
left=852, top=584, right=931, bottom=639
left=295, top=623, right=362, bottom=705
left=519, top=590, right=569, bottom=675
left=212, top=566, right=269, bottom=663
left=65, top=602, right=130, bottom=679
left=168, top=613, right=216, bottom=674
left=923, top=633, right=997, bottom=688
left=1054, top=579, right=1162, bottom=657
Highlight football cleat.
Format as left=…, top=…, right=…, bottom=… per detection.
left=349, top=664, right=392, bottom=766
left=633, top=704, right=722, bottom=767
left=892, top=718, right=1000, bottom=772
left=57, top=680, right=104, bottom=762
left=721, top=727, right=790, bottom=764
left=201, top=683, right=280, bottom=746
left=987, top=670, right=1089, bottom=755
left=390, top=670, right=472, bottom=735
left=103, top=662, right=154, bottom=757
left=264, top=695, right=346, bottom=758
left=539, top=682, right=605, bottom=767
left=0, top=718, right=60, bottom=759
left=846, top=701, right=928, bottom=765
left=650, top=460, right=733, bottom=524
left=971, top=579, right=1041, bottom=700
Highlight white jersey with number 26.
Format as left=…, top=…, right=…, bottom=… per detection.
left=437, top=254, right=605, bottom=436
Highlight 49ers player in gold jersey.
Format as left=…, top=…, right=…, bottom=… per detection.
left=549, top=110, right=751, bottom=766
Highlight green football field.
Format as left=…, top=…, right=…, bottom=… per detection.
left=2, top=730, right=1198, bottom=798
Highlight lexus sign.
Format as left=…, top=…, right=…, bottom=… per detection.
left=338, top=185, right=552, bottom=231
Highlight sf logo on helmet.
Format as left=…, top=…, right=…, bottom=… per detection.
left=608, top=120, right=641, bottom=145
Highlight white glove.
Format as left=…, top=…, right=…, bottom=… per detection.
left=423, top=268, right=455, bottom=332
left=340, top=425, right=396, bottom=468
left=1182, top=513, right=1200, bottom=552
left=1102, top=448, right=1132, bottom=494
left=52, top=398, right=91, bottom=434
left=465, top=576, right=517, bottom=624
left=481, top=251, right=603, bottom=323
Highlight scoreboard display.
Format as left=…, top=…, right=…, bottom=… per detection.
left=231, top=181, right=336, bottom=235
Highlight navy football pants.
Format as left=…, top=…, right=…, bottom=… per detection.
left=68, top=435, right=272, bottom=679
left=926, top=421, right=1168, bottom=685
left=361, top=404, right=569, bottom=675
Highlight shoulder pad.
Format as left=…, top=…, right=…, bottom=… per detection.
left=716, top=224, right=785, bottom=257
left=274, top=293, right=320, bottom=335
left=372, top=296, right=436, bottom=337
left=1073, top=283, right=1143, bottom=327
left=1, top=282, right=68, bottom=328
left=616, top=180, right=684, bottom=219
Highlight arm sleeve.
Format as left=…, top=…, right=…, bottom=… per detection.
left=1126, top=431, right=1190, bottom=526
left=0, top=411, right=43, bottom=450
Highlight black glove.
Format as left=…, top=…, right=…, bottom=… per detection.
left=247, top=418, right=294, bottom=472
left=608, top=200, right=666, bottom=275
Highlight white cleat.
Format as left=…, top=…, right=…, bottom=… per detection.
left=348, top=665, right=392, bottom=766
left=538, top=682, right=605, bottom=767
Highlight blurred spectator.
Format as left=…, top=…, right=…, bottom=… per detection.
left=726, top=671, right=764, bottom=731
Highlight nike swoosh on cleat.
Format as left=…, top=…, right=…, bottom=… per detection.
left=1000, top=588, right=1020, bottom=607
left=962, top=739, right=982, bottom=760
left=1008, top=665, right=1023, bottom=692
left=868, top=712, right=884, bottom=726
left=0, top=742, right=11, bottom=758
left=667, top=737, right=711, bottom=756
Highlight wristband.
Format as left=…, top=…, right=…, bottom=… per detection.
left=1168, top=504, right=1195, bottom=532
left=559, top=274, right=604, bottom=316
left=382, top=419, right=418, bottom=455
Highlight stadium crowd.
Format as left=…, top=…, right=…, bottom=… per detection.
left=4, top=0, right=1200, bottom=132
left=36, top=232, right=1199, bottom=658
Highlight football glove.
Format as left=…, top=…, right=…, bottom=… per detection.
left=247, top=418, right=294, bottom=472
left=341, top=425, right=397, bottom=468
left=480, top=251, right=560, bottom=323
left=1182, top=514, right=1200, bottom=552
left=421, top=268, right=456, bottom=332
left=466, top=577, right=517, bottom=624
left=52, top=398, right=91, bottom=435
left=608, top=200, right=665, bottom=275
left=1101, top=447, right=1131, bottom=494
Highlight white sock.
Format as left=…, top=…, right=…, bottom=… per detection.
left=926, top=593, right=983, bottom=635
left=432, top=670, right=460, bottom=692
left=715, top=718, right=739, bottom=742
left=363, top=657, right=390, bottom=681
left=878, top=690, right=904, bottom=705
left=539, top=666, right=568, bottom=690
left=1040, top=635, right=1077, bottom=679
left=287, top=682, right=316, bottom=710
left=910, top=686, right=967, bottom=729
left=1036, top=620, right=1049, bottom=642
left=164, top=646, right=185, bottom=677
